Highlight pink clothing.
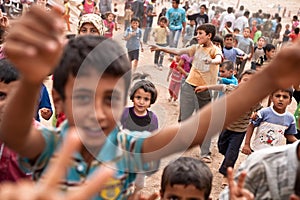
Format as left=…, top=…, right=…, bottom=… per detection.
left=168, top=81, right=181, bottom=100
left=83, top=0, right=95, bottom=14
left=103, top=20, right=115, bottom=38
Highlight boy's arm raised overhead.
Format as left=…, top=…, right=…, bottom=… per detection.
left=142, top=40, right=300, bottom=161
left=0, top=6, right=65, bottom=159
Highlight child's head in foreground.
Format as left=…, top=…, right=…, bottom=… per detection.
left=0, top=59, right=20, bottom=113
left=160, top=157, right=213, bottom=200
left=129, top=73, right=157, bottom=115
left=53, top=36, right=131, bottom=147
left=196, top=23, right=216, bottom=45
left=270, top=88, right=293, bottom=114
left=77, top=14, right=105, bottom=36
left=219, top=60, right=234, bottom=78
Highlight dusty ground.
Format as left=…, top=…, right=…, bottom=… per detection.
left=40, top=0, right=299, bottom=199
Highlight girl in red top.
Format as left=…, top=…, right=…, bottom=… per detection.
left=167, top=55, right=182, bottom=102
left=103, top=12, right=117, bottom=38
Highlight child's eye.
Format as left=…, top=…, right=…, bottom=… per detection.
left=91, top=29, right=99, bottom=33
left=0, top=92, right=7, bottom=101
left=167, top=196, right=180, bottom=200
left=134, top=96, right=141, bottom=100
left=144, top=97, right=150, bottom=102
left=73, top=94, right=92, bottom=105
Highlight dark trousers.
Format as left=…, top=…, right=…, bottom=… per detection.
left=218, top=129, right=246, bottom=176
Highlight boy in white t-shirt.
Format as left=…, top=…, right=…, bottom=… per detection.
left=242, top=88, right=298, bottom=154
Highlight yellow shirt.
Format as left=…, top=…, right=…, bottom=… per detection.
left=186, top=44, right=222, bottom=86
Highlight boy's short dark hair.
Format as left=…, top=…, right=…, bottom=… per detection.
left=173, top=0, right=180, bottom=4
left=161, top=157, right=212, bottom=200
left=272, top=88, right=294, bottom=99
left=224, top=33, right=234, bottom=40
left=200, top=4, right=206, bottom=9
left=196, top=23, right=216, bottom=40
left=239, top=69, right=256, bottom=81
left=53, top=36, right=131, bottom=101
left=220, top=60, right=234, bottom=71
left=0, top=59, right=19, bottom=84
left=225, top=21, right=232, bottom=27
left=131, top=17, right=140, bottom=23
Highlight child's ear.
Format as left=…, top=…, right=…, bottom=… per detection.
left=52, top=89, right=64, bottom=114
left=207, top=33, right=212, bottom=39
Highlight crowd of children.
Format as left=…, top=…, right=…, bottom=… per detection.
left=0, top=1, right=299, bottom=200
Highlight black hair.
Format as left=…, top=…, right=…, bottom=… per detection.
left=212, top=34, right=224, bottom=49
left=53, top=36, right=131, bottom=101
left=225, top=21, right=232, bottom=27
left=295, top=27, right=300, bottom=35
left=220, top=60, right=234, bottom=71
left=196, top=23, right=216, bottom=40
left=272, top=88, right=294, bottom=99
left=131, top=17, right=140, bottom=23
left=244, top=10, right=250, bottom=17
left=0, top=59, right=20, bottom=84
left=200, top=4, right=206, bottom=10
left=129, top=73, right=157, bottom=104
left=239, top=69, right=256, bottom=81
left=227, top=7, right=233, bottom=14
left=173, top=0, right=180, bottom=4
left=161, top=157, right=212, bottom=200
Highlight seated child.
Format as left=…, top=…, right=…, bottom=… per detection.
left=242, top=88, right=298, bottom=154
left=167, top=55, right=182, bottom=103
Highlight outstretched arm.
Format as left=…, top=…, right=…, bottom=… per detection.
left=149, top=45, right=190, bottom=56
left=143, top=40, right=300, bottom=161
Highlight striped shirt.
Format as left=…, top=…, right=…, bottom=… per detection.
left=219, top=141, right=300, bottom=200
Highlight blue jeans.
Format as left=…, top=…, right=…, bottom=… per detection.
left=154, top=43, right=167, bottom=65
left=179, top=82, right=212, bottom=157
left=143, top=18, right=153, bottom=43
left=168, top=29, right=181, bottom=57
left=218, top=130, right=246, bottom=176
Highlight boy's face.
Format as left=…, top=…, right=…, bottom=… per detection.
left=172, top=1, right=179, bottom=8
left=266, top=49, right=276, bottom=60
left=257, top=38, right=265, bottom=47
left=160, top=20, right=166, bottom=27
left=200, top=6, right=205, bottom=14
left=219, top=66, right=233, bottom=78
left=224, top=37, right=233, bottom=47
left=131, top=21, right=139, bottom=29
left=161, top=184, right=206, bottom=200
left=196, top=29, right=211, bottom=45
left=0, top=81, right=18, bottom=116
left=62, top=68, right=126, bottom=149
left=190, top=20, right=195, bottom=26
left=239, top=73, right=252, bottom=85
left=79, top=23, right=100, bottom=36
left=243, top=28, right=250, bottom=38
left=132, top=88, right=151, bottom=115
left=271, top=90, right=292, bottom=114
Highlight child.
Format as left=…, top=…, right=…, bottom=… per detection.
left=103, top=12, right=117, bottom=38
left=289, top=27, right=300, bottom=43
left=235, top=27, right=254, bottom=78
left=124, top=4, right=133, bottom=31
left=124, top=17, right=144, bottom=71
left=218, top=60, right=238, bottom=86
left=2, top=6, right=300, bottom=199
left=242, top=88, right=298, bottom=154
left=250, top=36, right=265, bottom=70
left=151, top=23, right=223, bottom=162
left=223, top=33, right=247, bottom=67
left=253, top=25, right=262, bottom=44
left=0, top=59, right=31, bottom=182
left=222, top=21, right=233, bottom=37
left=167, top=55, right=181, bottom=103
left=256, top=43, right=276, bottom=71
left=160, top=157, right=213, bottom=200
left=182, top=19, right=195, bottom=47
left=282, top=24, right=291, bottom=45
left=76, top=0, right=97, bottom=15
left=196, top=70, right=262, bottom=187
left=120, top=74, right=158, bottom=191
left=152, top=16, right=169, bottom=69
left=77, top=13, right=105, bottom=36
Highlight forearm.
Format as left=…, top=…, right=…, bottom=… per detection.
left=207, top=84, right=224, bottom=91
left=244, top=123, right=255, bottom=145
